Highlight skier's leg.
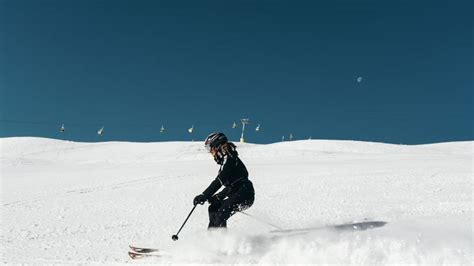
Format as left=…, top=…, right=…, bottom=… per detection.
left=208, top=201, right=222, bottom=228
left=213, top=189, right=254, bottom=227
left=210, top=181, right=255, bottom=228
left=212, top=200, right=233, bottom=228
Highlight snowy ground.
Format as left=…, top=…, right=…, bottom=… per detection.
left=1, top=137, right=472, bottom=264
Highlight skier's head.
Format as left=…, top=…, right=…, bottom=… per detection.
left=205, top=132, right=238, bottom=164
left=204, top=132, right=228, bottom=153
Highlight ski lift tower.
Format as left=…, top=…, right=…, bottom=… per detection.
left=240, top=118, right=249, bottom=143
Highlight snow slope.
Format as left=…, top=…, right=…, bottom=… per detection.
left=1, top=137, right=472, bottom=264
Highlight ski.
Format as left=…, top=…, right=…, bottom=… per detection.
left=128, top=251, right=161, bottom=259
left=129, top=245, right=159, bottom=254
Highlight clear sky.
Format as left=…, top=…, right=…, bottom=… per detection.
left=1, top=0, right=472, bottom=144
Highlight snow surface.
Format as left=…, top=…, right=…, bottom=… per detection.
left=1, top=137, right=472, bottom=264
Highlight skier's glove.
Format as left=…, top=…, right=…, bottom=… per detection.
left=193, top=194, right=207, bottom=206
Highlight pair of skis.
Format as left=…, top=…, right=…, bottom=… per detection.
left=128, top=245, right=161, bottom=259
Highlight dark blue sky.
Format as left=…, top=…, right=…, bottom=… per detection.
left=1, top=0, right=472, bottom=144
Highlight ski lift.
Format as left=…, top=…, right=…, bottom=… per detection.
left=59, top=124, right=65, bottom=133
left=160, top=125, right=165, bottom=134
left=255, top=124, right=261, bottom=132
left=97, top=126, right=104, bottom=136
left=188, top=125, right=194, bottom=134
left=240, top=118, right=249, bottom=143
left=232, top=122, right=237, bottom=129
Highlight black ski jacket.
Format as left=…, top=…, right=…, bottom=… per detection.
left=202, top=151, right=249, bottom=199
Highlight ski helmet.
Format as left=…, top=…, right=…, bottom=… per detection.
left=204, top=132, right=228, bottom=151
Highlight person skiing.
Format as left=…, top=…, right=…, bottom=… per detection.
left=193, top=132, right=255, bottom=229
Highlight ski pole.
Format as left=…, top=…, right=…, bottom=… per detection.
left=240, top=211, right=284, bottom=231
left=172, top=204, right=197, bottom=241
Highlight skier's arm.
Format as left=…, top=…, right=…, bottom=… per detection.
left=216, top=155, right=238, bottom=183
left=202, top=178, right=222, bottom=199
left=207, top=186, right=230, bottom=204
left=215, top=186, right=230, bottom=199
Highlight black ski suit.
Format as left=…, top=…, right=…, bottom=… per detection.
left=201, top=150, right=255, bottom=228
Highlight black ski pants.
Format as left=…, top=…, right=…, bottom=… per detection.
left=208, top=180, right=255, bottom=228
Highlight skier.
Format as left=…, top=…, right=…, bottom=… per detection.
left=193, top=132, right=255, bottom=229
